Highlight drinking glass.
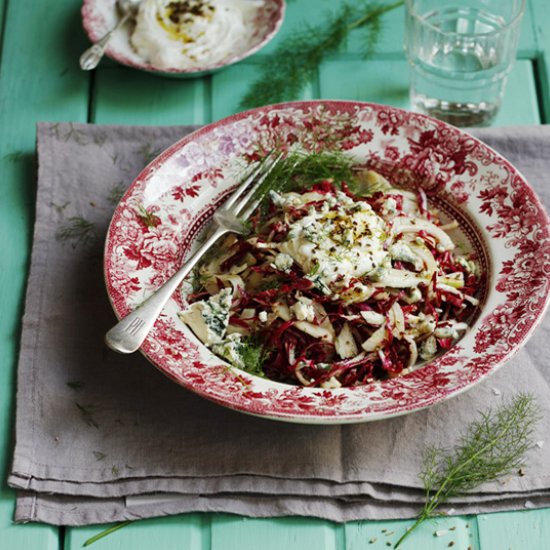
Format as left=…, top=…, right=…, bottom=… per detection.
left=404, top=0, right=525, bottom=127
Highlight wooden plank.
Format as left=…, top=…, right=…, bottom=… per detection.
left=92, top=68, right=209, bottom=126
left=213, top=58, right=539, bottom=126
left=210, top=516, right=342, bottom=550
left=319, top=59, right=540, bottom=126
left=534, top=55, right=550, bottom=123
left=257, top=0, right=536, bottom=59
left=0, top=502, right=58, bottom=550
left=532, top=0, right=550, bottom=122
left=259, top=0, right=348, bottom=57
left=65, top=515, right=207, bottom=550
left=210, top=60, right=317, bottom=120
left=477, top=509, right=550, bottom=549
left=0, top=0, right=6, bottom=52
left=0, top=0, right=89, bottom=547
left=493, top=60, right=541, bottom=126
left=345, top=516, right=479, bottom=550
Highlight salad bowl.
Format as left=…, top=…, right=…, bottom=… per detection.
left=104, top=100, right=550, bottom=423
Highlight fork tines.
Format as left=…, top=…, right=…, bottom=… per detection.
left=224, top=150, right=284, bottom=219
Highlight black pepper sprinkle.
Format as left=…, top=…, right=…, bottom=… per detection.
left=167, top=0, right=211, bottom=22
left=448, top=542, right=455, bottom=548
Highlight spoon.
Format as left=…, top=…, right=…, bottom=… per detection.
left=79, top=0, right=141, bottom=71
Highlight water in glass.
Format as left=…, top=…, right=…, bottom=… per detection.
left=406, top=3, right=523, bottom=127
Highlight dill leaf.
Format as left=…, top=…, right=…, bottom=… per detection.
left=56, top=217, right=98, bottom=249
left=238, top=336, right=271, bottom=377
left=239, top=1, right=404, bottom=109
left=395, top=393, right=540, bottom=548
left=75, top=402, right=100, bottom=429
left=241, top=6, right=351, bottom=108
left=255, top=149, right=357, bottom=208
left=108, top=182, right=127, bottom=205
left=258, top=278, right=280, bottom=291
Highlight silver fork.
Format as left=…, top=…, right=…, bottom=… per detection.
left=105, top=152, right=282, bottom=354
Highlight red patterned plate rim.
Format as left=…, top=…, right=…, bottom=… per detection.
left=104, top=100, right=550, bottom=424
left=81, top=0, right=286, bottom=76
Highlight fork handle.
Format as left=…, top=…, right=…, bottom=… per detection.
left=105, top=227, right=227, bottom=354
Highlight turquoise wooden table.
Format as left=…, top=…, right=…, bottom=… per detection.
left=1, top=1, right=550, bottom=548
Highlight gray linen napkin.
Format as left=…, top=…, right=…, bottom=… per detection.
left=8, top=123, right=550, bottom=526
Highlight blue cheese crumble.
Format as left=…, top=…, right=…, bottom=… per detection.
left=211, top=333, right=244, bottom=368
left=272, top=252, right=294, bottom=273
left=178, top=287, right=233, bottom=345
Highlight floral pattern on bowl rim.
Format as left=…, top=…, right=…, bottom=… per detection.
left=104, top=100, right=550, bottom=424
left=81, top=0, right=285, bottom=76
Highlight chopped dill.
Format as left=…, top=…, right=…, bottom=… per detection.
left=138, top=141, right=163, bottom=164
left=189, top=267, right=210, bottom=294
left=238, top=336, right=272, bottom=378
left=307, top=262, right=321, bottom=277
left=136, top=204, right=161, bottom=228
left=108, top=182, right=127, bottom=205
left=258, top=278, right=280, bottom=291
left=57, top=217, right=98, bottom=249
left=51, top=200, right=71, bottom=213
left=75, top=402, right=99, bottom=429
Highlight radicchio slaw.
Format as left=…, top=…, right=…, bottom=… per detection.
left=178, top=168, right=481, bottom=388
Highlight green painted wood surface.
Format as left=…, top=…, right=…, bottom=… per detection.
left=260, top=0, right=538, bottom=58
left=210, top=517, right=344, bottom=550
left=93, top=67, right=209, bottom=125
left=319, top=59, right=540, bottom=126
left=532, top=0, right=550, bottom=122
left=211, top=58, right=539, bottom=126
left=1, top=1, right=550, bottom=549
left=345, top=516, right=480, bottom=550
left=66, top=515, right=208, bottom=550
left=0, top=0, right=88, bottom=548
left=0, top=0, right=6, bottom=54
left=477, top=509, right=550, bottom=549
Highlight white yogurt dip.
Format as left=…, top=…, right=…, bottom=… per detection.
left=130, top=0, right=262, bottom=70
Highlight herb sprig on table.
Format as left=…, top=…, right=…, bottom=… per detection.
left=240, top=1, right=405, bottom=109
left=82, top=393, right=540, bottom=547
left=395, top=393, right=540, bottom=548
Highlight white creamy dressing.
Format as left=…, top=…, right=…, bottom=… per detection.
left=273, top=190, right=389, bottom=290
left=131, top=0, right=262, bottom=70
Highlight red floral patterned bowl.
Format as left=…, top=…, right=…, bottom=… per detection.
left=81, top=0, right=285, bottom=76
left=104, top=101, right=550, bottom=424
